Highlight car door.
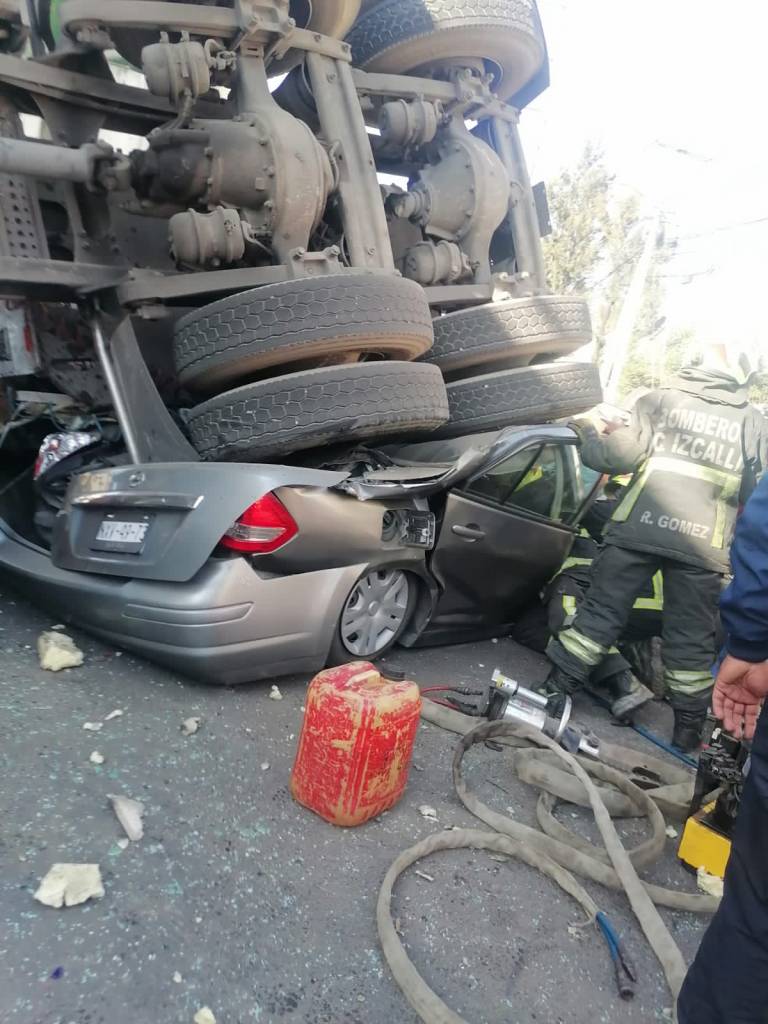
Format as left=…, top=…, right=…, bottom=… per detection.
left=427, top=440, right=588, bottom=638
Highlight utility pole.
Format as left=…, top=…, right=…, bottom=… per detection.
left=601, top=212, right=661, bottom=403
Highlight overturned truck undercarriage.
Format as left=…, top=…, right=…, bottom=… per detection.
left=0, top=0, right=596, bottom=466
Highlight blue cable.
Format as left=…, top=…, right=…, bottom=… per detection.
left=630, top=721, right=698, bottom=770
left=596, top=911, right=621, bottom=953
left=585, top=692, right=699, bottom=769
left=596, top=912, right=637, bottom=999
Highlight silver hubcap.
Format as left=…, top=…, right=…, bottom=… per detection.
left=340, top=569, right=410, bottom=656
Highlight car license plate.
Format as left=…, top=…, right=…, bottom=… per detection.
left=95, top=520, right=149, bottom=544
left=91, top=514, right=152, bottom=554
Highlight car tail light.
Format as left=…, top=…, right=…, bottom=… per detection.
left=34, top=431, right=99, bottom=480
left=220, top=493, right=298, bottom=553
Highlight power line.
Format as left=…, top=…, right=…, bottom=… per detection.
left=680, top=215, right=768, bottom=240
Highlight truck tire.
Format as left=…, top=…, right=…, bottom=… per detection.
left=346, top=0, right=546, bottom=100
left=174, top=274, right=434, bottom=393
left=424, top=296, right=592, bottom=378
left=435, top=362, right=602, bottom=438
left=185, top=361, right=449, bottom=461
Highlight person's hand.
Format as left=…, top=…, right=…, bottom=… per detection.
left=713, top=655, right=768, bottom=739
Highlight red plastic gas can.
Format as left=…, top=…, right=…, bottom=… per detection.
left=290, top=661, right=422, bottom=826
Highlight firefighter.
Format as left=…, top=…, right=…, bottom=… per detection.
left=545, top=342, right=768, bottom=751
left=514, top=527, right=663, bottom=719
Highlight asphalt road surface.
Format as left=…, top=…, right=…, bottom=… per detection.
left=0, top=581, right=709, bottom=1024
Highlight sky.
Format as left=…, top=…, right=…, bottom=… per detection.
left=520, top=0, right=768, bottom=351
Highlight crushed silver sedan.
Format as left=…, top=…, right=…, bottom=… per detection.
left=0, top=423, right=600, bottom=682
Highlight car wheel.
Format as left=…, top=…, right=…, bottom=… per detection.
left=185, top=361, right=449, bottom=461
left=434, top=361, right=602, bottom=439
left=329, top=567, right=415, bottom=662
left=346, top=0, right=546, bottom=101
left=174, top=274, right=434, bottom=394
left=423, top=296, right=592, bottom=379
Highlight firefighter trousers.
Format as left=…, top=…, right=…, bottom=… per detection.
left=547, top=543, right=720, bottom=698
left=677, top=706, right=768, bottom=1023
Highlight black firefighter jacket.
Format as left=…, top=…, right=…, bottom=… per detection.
left=576, top=367, right=768, bottom=573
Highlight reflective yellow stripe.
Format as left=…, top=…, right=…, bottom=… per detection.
left=713, top=476, right=740, bottom=548
left=612, top=461, right=652, bottom=522
left=634, top=570, right=664, bottom=612
left=559, top=556, right=593, bottom=573
left=559, top=627, right=608, bottom=667
left=612, top=455, right=740, bottom=549
left=664, top=668, right=713, bottom=695
left=518, top=465, right=544, bottom=488
left=562, top=594, right=577, bottom=616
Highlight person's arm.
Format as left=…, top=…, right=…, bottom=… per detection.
left=574, top=393, right=657, bottom=476
left=713, top=472, right=768, bottom=737
left=721, top=472, right=768, bottom=661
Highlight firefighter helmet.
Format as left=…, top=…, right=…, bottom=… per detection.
left=696, top=341, right=759, bottom=385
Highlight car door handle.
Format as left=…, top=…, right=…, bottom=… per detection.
left=451, top=523, right=486, bottom=541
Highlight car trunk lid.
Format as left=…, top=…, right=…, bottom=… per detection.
left=52, top=462, right=347, bottom=582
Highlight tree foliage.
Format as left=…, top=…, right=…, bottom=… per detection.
left=542, top=146, right=670, bottom=370
left=749, top=372, right=768, bottom=407
left=541, top=143, right=613, bottom=295
left=619, top=328, right=695, bottom=395
left=541, top=147, right=766, bottom=408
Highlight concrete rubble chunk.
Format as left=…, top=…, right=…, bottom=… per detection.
left=108, top=794, right=145, bottom=841
left=696, top=866, right=724, bottom=899
left=37, top=631, right=84, bottom=672
left=269, top=685, right=283, bottom=701
left=194, top=1008, right=216, bottom=1024
left=34, top=863, right=104, bottom=908
left=181, top=716, right=202, bottom=736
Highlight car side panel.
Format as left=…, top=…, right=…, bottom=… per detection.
left=270, top=487, right=427, bottom=573
left=427, top=491, right=574, bottom=632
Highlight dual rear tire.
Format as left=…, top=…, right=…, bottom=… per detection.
left=176, top=274, right=449, bottom=461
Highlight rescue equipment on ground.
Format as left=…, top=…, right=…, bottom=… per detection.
left=678, top=721, right=748, bottom=879
left=438, top=667, right=600, bottom=757
left=376, top=674, right=718, bottom=1024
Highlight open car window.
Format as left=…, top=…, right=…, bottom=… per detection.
left=464, top=443, right=584, bottom=524
left=463, top=445, right=543, bottom=506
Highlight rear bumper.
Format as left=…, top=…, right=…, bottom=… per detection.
left=0, top=522, right=365, bottom=684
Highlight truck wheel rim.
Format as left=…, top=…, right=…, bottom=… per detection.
left=340, top=569, right=410, bottom=656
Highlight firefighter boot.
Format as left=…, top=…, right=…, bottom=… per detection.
left=588, top=669, right=653, bottom=722
left=541, top=663, right=583, bottom=698
left=671, top=691, right=712, bottom=753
